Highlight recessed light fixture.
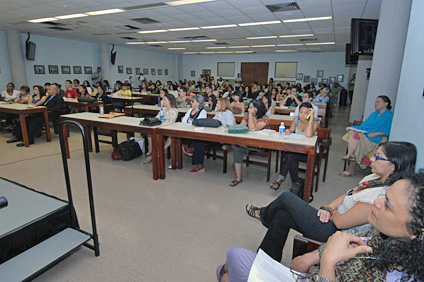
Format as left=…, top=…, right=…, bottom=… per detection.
left=191, top=39, right=217, bottom=42
left=279, top=34, right=314, bottom=38
left=251, top=45, right=275, bottom=48
left=168, top=47, right=186, bottom=50
left=235, top=51, right=254, bottom=53
left=201, top=24, right=237, bottom=29
left=275, top=50, right=297, bottom=52
left=138, top=30, right=168, bottom=34
left=28, top=17, right=58, bottom=23
left=126, top=42, right=146, bottom=44
left=246, top=36, right=278, bottom=40
left=55, top=13, right=88, bottom=20
left=277, top=43, right=304, bottom=46
left=206, top=46, right=227, bottom=49
left=168, top=27, right=200, bottom=31
left=168, top=40, right=190, bottom=43
left=283, top=16, right=332, bottom=23
left=86, top=9, right=124, bottom=16
left=228, top=46, right=250, bottom=49
left=216, top=51, right=234, bottom=54
left=238, top=21, right=281, bottom=27
left=305, top=42, right=335, bottom=45
left=167, top=0, right=216, bottom=6
left=199, top=51, right=215, bottom=54
left=146, top=41, right=167, bottom=44
left=184, top=52, right=198, bottom=54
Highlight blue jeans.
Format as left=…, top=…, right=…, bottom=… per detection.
left=258, top=192, right=339, bottom=261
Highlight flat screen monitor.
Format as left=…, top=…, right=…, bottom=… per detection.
left=351, top=18, right=378, bottom=55
left=26, top=41, right=36, bottom=61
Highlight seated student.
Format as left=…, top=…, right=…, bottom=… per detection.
left=79, top=85, right=90, bottom=97
left=8, top=85, right=64, bottom=147
left=1, top=82, right=20, bottom=101
left=52, top=83, right=65, bottom=97
left=242, top=86, right=253, bottom=99
left=177, top=87, right=191, bottom=109
left=268, top=102, right=319, bottom=190
left=115, top=83, right=132, bottom=96
left=341, top=95, right=393, bottom=177
left=270, top=87, right=278, bottom=101
left=168, top=83, right=179, bottom=98
left=275, top=84, right=284, bottom=101
left=13, top=86, right=30, bottom=104
left=281, top=86, right=301, bottom=107
left=144, top=94, right=179, bottom=164
left=156, top=89, right=168, bottom=107
left=64, top=80, right=79, bottom=98
left=44, top=82, right=51, bottom=93
left=83, top=80, right=93, bottom=94
left=95, top=84, right=111, bottom=105
left=230, top=100, right=270, bottom=187
left=28, top=85, right=47, bottom=106
left=218, top=171, right=424, bottom=282
left=230, top=92, right=245, bottom=115
left=222, top=85, right=234, bottom=99
left=204, top=85, right=217, bottom=111
left=293, top=91, right=319, bottom=118
left=189, top=98, right=236, bottom=173
left=261, top=92, right=275, bottom=116
left=246, top=141, right=416, bottom=261
left=314, top=88, right=330, bottom=103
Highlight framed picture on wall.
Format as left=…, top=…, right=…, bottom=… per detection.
left=84, top=66, right=92, bottom=74
left=118, top=66, right=123, bottom=73
left=158, top=69, right=162, bottom=75
left=329, top=77, right=336, bottom=84
left=317, top=70, right=324, bottom=78
left=336, top=74, right=344, bottom=82
left=151, top=68, right=155, bottom=75
left=126, top=68, right=132, bottom=75
left=311, top=78, right=318, bottom=85
left=135, top=68, right=140, bottom=75
left=48, top=65, right=58, bottom=74
left=34, top=65, right=45, bottom=74
left=296, top=73, right=303, bottom=80
left=61, top=66, right=71, bottom=74
left=321, top=78, right=329, bottom=84
left=303, top=75, right=310, bottom=83
left=191, top=70, right=195, bottom=77
left=73, top=66, right=82, bottom=74
left=143, top=68, right=148, bottom=75
left=165, top=69, right=168, bottom=75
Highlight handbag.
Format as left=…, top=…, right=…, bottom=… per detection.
left=192, top=118, right=222, bottom=128
left=289, top=178, right=314, bottom=202
left=228, top=124, right=249, bottom=134
left=140, top=117, right=162, bottom=127
left=77, top=96, right=96, bottom=103
left=118, top=139, right=142, bottom=161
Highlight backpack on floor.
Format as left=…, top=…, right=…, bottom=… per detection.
left=118, top=139, right=142, bottom=161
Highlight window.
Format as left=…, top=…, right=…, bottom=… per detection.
left=275, top=62, right=297, bottom=78
left=217, top=62, right=235, bottom=77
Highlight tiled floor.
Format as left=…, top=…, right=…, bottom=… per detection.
left=0, top=106, right=371, bottom=281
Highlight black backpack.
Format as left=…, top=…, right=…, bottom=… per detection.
left=118, top=139, right=142, bottom=161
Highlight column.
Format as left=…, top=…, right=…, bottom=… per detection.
left=363, top=0, right=412, bottom=118
left=6, top=30, right=28, bottom=87
left=349, top=56, right=372, bottom=123
left=98, top=42, right=111, bottom=84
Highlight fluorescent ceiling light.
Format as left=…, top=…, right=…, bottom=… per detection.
left=246, top=36, right=277, bottom=40
left=199, top=52, right=215, bottom=54
left=206, top=46, right=227, bottom=49
left=238, top=21, right=280, bottom=27
left=168, top=47, right=186, bottom=50
left=55, top=13, right=88, bottom=20
left=168, top=40, right=190, bottom=43
left=138, top=30, right=168, bottom=34
left=168, top=27, right=200, bottom=31
left=228, top=46, right=250, bottom=49
left=167, top=0, right=216, bottom=6
left=191, top=39, right=217, bottom=42
left=251, top=45, right=275, bottom=48
left=126, top=42, right=146, bottom=45
left=279, top=34, right=314, bottom=38
left=276, top=50, right=297, bottom=52
left=305, top=42, right=335, bottom=45
left=28, top=17, right=58, bottom=23
left=277, top=43, right=304, bottom=46
left=283, top=16, right=332, bottom=23
left=216, top=51, right=234, bottom=54
left=85, top=9, right=124, bottom=15
left=184, top=52, right=198, bottom=54
left=201, top=24, right=237, bottom=29
left=235, top=51, right=254, bottom=53
left=147, top=41, right=167, bottom=44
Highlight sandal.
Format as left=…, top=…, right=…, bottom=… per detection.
left=245, top=204, right=261, bottom=220
left=269, top=180, right=282, bottom=190
left=339, top=171, right=356, bottom=177
left=341, top=155, right=356, bottom=162
left=146, top=152, right=152, bottom=157
left=230, top=179, right=243, bottom=187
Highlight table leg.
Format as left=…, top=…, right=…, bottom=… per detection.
left=176, top=138, right=182, bottom=169
left=19, top=114, right=29, bottom=147
left=43, top=110, right=51, bottom=142
left=303, top=150, right=316, bottom=203
left=156, top=134, right=165, bottom=179
left=63, top=124, right=70, bottom=159
left=171, top=137, right=177, bottom=169
left=85, top=126, right=93, bottom=152
left=93, top=127, right=100, bottom=153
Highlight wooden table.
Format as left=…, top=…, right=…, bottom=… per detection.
left=158, top=123, right=317, bottom=202
left=60, top=112, right=164, bottom=180
left=131, top=92, right=160, bottom=105
left=63, top=98, right=103, bottom=112
left=0, top=102, right=51, bottom=147
left=109, top=96, right=144, bottom=106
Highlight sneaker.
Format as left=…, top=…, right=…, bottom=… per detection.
left=182, top=145, right=194, bottom=157
left=168, top=164, right=173, bottom=169
left=190, top=165, right=205, bottom=173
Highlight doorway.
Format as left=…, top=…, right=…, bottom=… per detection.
left=241, top=62, right=269, bottom=86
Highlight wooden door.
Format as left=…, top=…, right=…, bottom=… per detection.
left=241, top=62, right=269, bottom=86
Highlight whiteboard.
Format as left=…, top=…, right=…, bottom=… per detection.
left=217, top=62, right=235, bottom=77
left=275, top=62, right=297, bottom=78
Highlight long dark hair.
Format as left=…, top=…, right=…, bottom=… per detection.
left=377, top=95, right=392, bottom=110
left=33, top=85, right=45, bottom=97
left=299, top=102, right=313, bottom=110
left=249, top=99, right=267, bottom=119
left=262, top=92, right=272, bottom=109
left=164, top=94, right=177, bottom=108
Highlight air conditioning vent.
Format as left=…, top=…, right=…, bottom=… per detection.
left=149, top=45, right=163, bottom=47
left=183, top=36, right=210, bottom=40
left=124, top=3, right=168, bottom=11
left=93, top=33, right=111, bottom=35
left=131, top=17, right=160, bottom=24
left=47, top=26, right=73, bottom=31
left=121, top=37, right=137, bottom=40
left=214, top=42, right=228, bottom=45
left=299, top=38, right=317, bottom=42
left=266, top=2, right=300, bottom=12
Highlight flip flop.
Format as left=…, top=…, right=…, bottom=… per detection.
left=230, top=179, right=243, bottom=187
left=245, top=204, right=261, bottom=220
left=339, top=171, right=356, bottom=177
left=269, top=180, right=282, bottom=190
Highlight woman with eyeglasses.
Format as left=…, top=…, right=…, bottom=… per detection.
left=340, top=95, right=394, bottom=177
left=244, top=141, right=416, bottom=262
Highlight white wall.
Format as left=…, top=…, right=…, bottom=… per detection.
left=181, top=52, right=351, bottom=88
left=390, top=0, right=424, bottom=169
left=0, top=30, right=12, bottom=89
left=349, top=56, right=373, bottom=123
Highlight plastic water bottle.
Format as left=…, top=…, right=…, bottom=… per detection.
left=160, top=107, right=164, bottom=122
left=279, top=122, right=285, bottom=139
left=99, top=104, right=104, bottom=115
left=158, top=96, right=161, bottom=108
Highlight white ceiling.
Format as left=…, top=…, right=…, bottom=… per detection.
left=0, top=0, right=382, bottom=54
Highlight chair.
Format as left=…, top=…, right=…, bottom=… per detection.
left=245, top=149, right=272, bottom=181
left=292, top=235, right=323, bottom=259
left=206, top=145, right=228, bottom=173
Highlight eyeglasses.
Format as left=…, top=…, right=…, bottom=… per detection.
left=373, top=154, right=390, bottom=162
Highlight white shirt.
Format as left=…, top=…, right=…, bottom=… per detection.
left=181, top=108, right=207, bottom=124
left=294, top=103, right=319, bottom=118
left=1, top=90, right=19, bottom=101
left=213, top=110, right=236, bottom=127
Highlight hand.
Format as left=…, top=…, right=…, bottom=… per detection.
left=309, top=108, right=315, bottom=119
left=321, top=232, right=372, bottom=267
left=367, top=132, right=378, bottom=138
left=317, top=209, right=331, bottom=223
left=291, top=252, right=319, bottom=273
left=284, top=130, right=290, bottom=135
